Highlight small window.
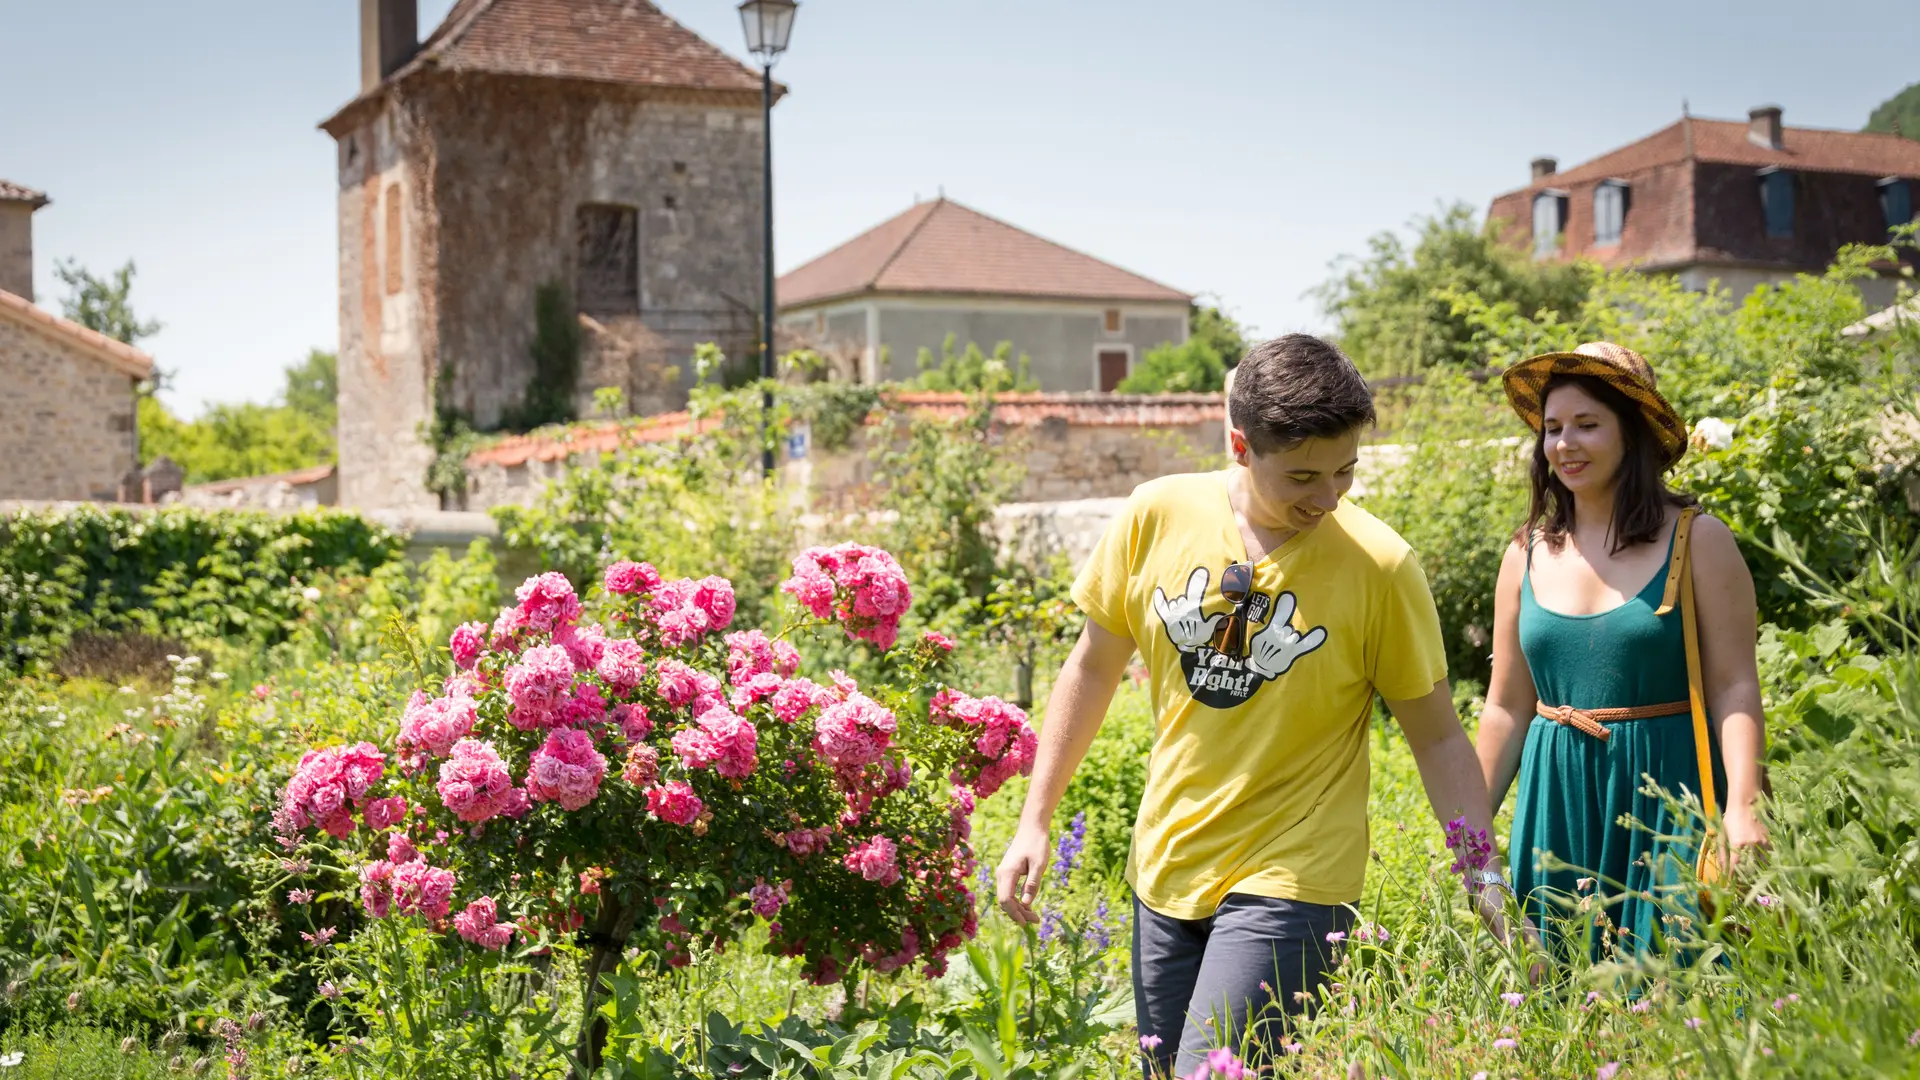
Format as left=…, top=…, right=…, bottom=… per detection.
left=1104, top=308, right=1123, bottom=333
left=1532, top=191, right=1568, bottom=257
left=1593, top=180, right=1629, bottom=247
left=383, top=183, right=404, bottom=296
left=1759, top=168, right=1794, bottom=238
left=1879, top=178, right=1913, bottom=232
left=576, top=204, right=640, bottom=313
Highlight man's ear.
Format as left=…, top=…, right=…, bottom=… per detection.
left=1228, top=428, right=1251, bottom=467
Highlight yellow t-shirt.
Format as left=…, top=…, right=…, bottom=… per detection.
left=1071, top=471, right=1447, bottom=918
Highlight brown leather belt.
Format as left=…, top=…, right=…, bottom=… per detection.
left=1535, top=701, right=1689, bottom=742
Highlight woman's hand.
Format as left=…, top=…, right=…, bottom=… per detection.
left=1724, top=803, right=1771, bottom=868
left=1472, top=884, right=1549, bottom=983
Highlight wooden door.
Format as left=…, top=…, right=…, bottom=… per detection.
left=1098, top=349, right=1129, bottom=392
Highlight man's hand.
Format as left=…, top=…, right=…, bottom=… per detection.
left=996, top=822, right=1051, bottom=925
left=1151, top=568, right=1225, bottom=651
left=1244, top=592, right=1326, bottom=679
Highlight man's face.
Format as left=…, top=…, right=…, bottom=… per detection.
left=1229, top=427, right=1362, bottom=533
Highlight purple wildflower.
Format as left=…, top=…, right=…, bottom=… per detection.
left=1054, top=811, right=1087, bottom=885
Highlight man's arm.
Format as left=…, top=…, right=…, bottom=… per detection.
left=995, top=618, right=1135, bottom=924
left=1384, top=680, right=1523, bottom=943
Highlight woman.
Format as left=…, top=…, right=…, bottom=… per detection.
left=1476, top=341, right=1769, bottom=957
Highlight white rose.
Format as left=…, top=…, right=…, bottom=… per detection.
left=1691, top=417, right=1734, bottom=452
left=302, top=587, right=323, bottom=602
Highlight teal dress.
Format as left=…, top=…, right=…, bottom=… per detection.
left=1508, top=525, right=1726, bottom=958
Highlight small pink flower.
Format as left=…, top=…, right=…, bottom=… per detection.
left=1492, top=1038, right=1517, bottom=1050
left=1755, top=894, right=1780, bottom=908
left=622, top=744, right=661, bottom=788
left=287, top=888, right=314, bottom=905
left=603, top=560, right=661, bottom=596
left=596, top=637, right=648, bottom=696
left=1500, top=991, right=1525, bottom=1007
left=1326, top=931, right=1348, bottom=945
left=454, top=896, right=516, bottom=950
left=1597, top=1064, right=1621, bottom=1080
left=921, top=630, right=956, bottom=653
left=387, top=832, right=419, bottom=864
left=645, top=781, right=703, bottom=826
left=514, top=571, right=581, bottom=632
left=302, top=926, right=338, bottom=946
left=1139, top=1034, right=1162, bottom=1051
left=748, top=879, right=790, bottom=918
left=526, top=728, right=608, bottom=811
left=397, top=693, right=479, bottom=763
left=448, top=622, right=487, bottom=669
left=844, top=835, right=901, bottom=886
left=504, top=644, right=575, bottom=730
left=1685, top=1017, right=1704, bottom=1030
left=437, top=739, right=521, bottom=823
left=693, top=576, right=737, bottom=630
left=364, top=795, right=409, bottom=831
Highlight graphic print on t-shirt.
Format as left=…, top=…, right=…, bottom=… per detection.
left=1150, top=566, right=1328, bottom=709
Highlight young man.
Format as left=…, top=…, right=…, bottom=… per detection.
left=996, top=335, right=1513, bottom=1074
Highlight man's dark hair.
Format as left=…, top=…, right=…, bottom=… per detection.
left=1522, top=374, right=1694, bottom=555
left=1227, top=334, right=1376, bottom=455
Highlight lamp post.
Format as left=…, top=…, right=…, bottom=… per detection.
left=738, top=0, right=797, bottom=477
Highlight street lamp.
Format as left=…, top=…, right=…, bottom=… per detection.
left=738, top=0, right=797, bottom=477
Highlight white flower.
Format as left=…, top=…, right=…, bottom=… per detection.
left=1692, top=417, right=1734, bottom=452
left=1, top=1050, right=24, bottom=1067
left=302, top=587, right=323, bottom=602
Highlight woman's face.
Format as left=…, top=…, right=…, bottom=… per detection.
left=1541, top=383, right=1625, bottom=495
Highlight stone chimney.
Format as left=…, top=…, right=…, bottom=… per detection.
left=360, top=0, right=419, bottom=92
left=1531, top=157, right=1558, bottom=183
left=1748, top=105, right=1784, bottom=151
left=0, top=182, right=49, bottom=302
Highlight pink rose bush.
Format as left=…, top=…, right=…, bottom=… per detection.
left=276, top=544, right=1033, bottom=989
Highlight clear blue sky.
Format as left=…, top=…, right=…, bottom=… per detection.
left=1, top=0, right=1911, bottom=414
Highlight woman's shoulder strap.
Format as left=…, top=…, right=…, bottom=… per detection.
left=1653, top=507, right=1701, bottom=616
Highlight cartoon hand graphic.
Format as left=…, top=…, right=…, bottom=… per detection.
left=1245, top=592, right=1326, bottom=679
left=1152, top=567, right=1226, bottom=651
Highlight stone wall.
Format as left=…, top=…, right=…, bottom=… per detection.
left=0, top=203, right=35, bottom=301
left=331, top=74, right=767, bottom=510
left=0, top=317, right=140, bottom=501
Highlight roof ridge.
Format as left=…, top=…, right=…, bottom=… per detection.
left=924, top=197, right=1187, bottom=293
left=0, top=288, right=155, bottom=380
left=414, top=0, right=499, bottom=69
left=866, top=199, right=946, bottom=291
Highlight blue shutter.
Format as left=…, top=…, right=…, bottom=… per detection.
left=1759, top=169, right=1794, bottom=238
left=1594, top=182, right=1627, bottom=246
left=1880, top=179, right=1913, bottom=232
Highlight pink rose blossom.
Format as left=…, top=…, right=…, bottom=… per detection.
left=454, top=895, right=516, bottom=950
left=769, top=639, right=800, bottom=677
left=749, top=879, right=790, bottom=918
left=397, top=692, right=478, bottom=762
left=780, top=544, right=912, bottom=649
left=359, top=859, right=395, bottom=917
left=622, top=744, right=661, bottom=787
left=813, top=694, right=897, bottom=769
left=283, top=742, right=387, bottom=839
left=777, top=827, right=832, bottom=857
left=556, top=622, right=607, bottom=670
left=771, top=678, right=821, bottom=723
left=844, top=835, right=901, bottom=886
left=645, top=781, right=704, bottom=826
left=437, top=739, right=520, bottom=823
left=614, top=702, right=653, bottom=741
left=515, top=571, right=582, bottom=632
left=526, top=729, right=608, bottom=811
left=931, top=689, right=1037, bottom=798
left=449, top=622, right=487, bottom=669
left=596, top=637, right=648, bottom=696
left=864, top=926, right=920, bottom=973
left=390, top=860, right=457, bottom=920
left=504, top=644, right=575, bottom=730
left=921, top=630, right=956, bottom=653
left=693, top=576, right=737, bottom=630
left=652, top=658, right=700, bottom=708
left=562, top=681, right=608, bottom=727
left=603, top=560, right=661, bottom=596
left=387, top=832, right=420, bottom=864
left=730, top=671, right=786, bottom=711
left=364, top=795, right=409, bottom=831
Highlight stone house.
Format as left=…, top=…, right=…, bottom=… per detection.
left=321, top=0, right=775, bottom=510
left=776, top=198, right=1192, bottom=392
left=1489, top=106, right=1920, bottom=307
left=0, top=180, right=155, bottom=502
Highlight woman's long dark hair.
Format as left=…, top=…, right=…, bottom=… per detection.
left=1522, top=374, right=1694, bottom=554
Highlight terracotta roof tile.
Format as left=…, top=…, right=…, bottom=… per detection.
left=424, top=0, right=763, bottom=92
left=778, top=199, right=1191, bottom=309
left=465, top=393, right=1223, bottom=468
left=0, top=180, right=49, bottom=207
left=185, top=464, right=338, bottom=495
left=0, top=288, right=154, bottom=380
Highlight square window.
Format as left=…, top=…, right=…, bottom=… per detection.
left=1104, top=308, right=1123, bottom=333
left=577, top=204, right=640, bottom=313
left=1533, top=191, right=1568, bottom=257
left=1880, top=178, right=1913, bottom=232
left=1759, top=169, right=1795, bottom=239
left=1593, top=181, right=1629, bottom=247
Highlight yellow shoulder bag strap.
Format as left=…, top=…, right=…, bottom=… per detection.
left=1654, top=507, right=1720, bottom=883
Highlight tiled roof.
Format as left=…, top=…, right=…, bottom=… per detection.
left=464, top=392, right=1224, bottom=468
left=184, top=464, right=338, bottom=495
left=1518, top=118, right=1920, bottom=192
left=778, top=198, right=1192, bottom=310
left=0, top=288, right=154, bottom=380
left=324, top=0, right=768, bottom=131
left=0, top=180, right=48, bottom=207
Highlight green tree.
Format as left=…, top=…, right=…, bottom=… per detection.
left=1865, top=80, right=1920, bottom=139
left=137, top=351, right=339, bottom=483
left=1116, top=301, right=1249, bottom=393
left=54, top=258, right=168, bottom=391
left=1313, top=203, right=1593, bottom=380
left=908, top=335, right=1038, bottom=393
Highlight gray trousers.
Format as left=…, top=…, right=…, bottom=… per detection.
left=1131, top=891, right=1351, bottom=1076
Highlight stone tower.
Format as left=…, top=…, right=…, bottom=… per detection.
left=321, top=0, right=773, bottom=509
